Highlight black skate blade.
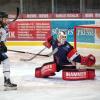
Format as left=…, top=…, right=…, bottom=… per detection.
left=4, top=86, right=17, bottom=91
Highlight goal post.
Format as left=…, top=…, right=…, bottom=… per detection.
left=73, top=25, right=100, bottom=68
left=74, top=25, right=100, bottom=49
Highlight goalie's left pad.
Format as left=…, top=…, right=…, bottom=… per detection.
left=62, top=68, right=95, bottom=80
left=35, top=63, right=56, bottom=78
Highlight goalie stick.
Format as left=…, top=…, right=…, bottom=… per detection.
left=20, top=47, right=58, bottom=61
left=20, top=47, right=47, bottom=61
left=20, top=28, right=60, bottom=61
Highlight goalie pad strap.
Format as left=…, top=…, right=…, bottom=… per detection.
left=62, top=69, right=95, bottom=80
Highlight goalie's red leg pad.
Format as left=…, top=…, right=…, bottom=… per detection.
left=62, top=68, right=95, bottom=80
left=41, top=63, right=57, bottom=78
left=35, top=67, right=42, bottom=78
left=87, top=69, right=95, bottom=79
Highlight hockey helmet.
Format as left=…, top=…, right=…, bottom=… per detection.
left=57, top=31, right=66, bottom=44
left=0, top=12, right=8, bottom=19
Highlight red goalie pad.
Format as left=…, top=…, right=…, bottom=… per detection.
left=41, top=63, right=56, bottom=77
left=62, top=68, right=95, bottom=80
left=35, top=63, right=56, bottom=78
left=35, top=67, right=42, bottom=78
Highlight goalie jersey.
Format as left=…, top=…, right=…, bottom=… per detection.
left=48, top=36, right=81, bottom=66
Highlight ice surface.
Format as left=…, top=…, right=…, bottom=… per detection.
left=0, top=46, right=100, bottom=100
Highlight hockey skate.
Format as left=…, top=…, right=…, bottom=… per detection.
left=4, top=77, right=17, bottom=91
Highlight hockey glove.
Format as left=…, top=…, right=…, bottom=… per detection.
left=43, top=41, right=51, bottom=48
left=43, top=35, right=53, bottom=48
left=81, top=54, right=96, bottom=67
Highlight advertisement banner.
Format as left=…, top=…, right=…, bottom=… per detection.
left=8, top=21, right=51, bottom=41
left=51, top=20, right=95, bottom=42
left=76, top=28, right=95, bottom=43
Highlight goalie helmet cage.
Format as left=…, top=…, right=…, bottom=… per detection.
left=73, top=25, right=100, bottom=67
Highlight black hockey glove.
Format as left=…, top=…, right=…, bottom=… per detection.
left=0, top=41, right=7, bottom=53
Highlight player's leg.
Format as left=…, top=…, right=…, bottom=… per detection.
left=1, top=54, right=17, bottom=90
left=56, top=64, right=76, bottom=72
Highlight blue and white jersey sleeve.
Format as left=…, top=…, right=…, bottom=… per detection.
left=0, top=27, right=9, bottom=42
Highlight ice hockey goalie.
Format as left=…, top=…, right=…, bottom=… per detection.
left=35, top=31, right=96, bottom=80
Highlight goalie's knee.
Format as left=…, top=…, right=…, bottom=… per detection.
left=35, top=63, right=57, bottom=78
left=62, top=68, right=95, bottom=80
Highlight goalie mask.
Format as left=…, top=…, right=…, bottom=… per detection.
left=57, top=31, right=66, bottom=44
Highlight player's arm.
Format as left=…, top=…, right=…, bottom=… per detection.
left=65, top=42, right=96, bottom=67
left=67, top=48, right=96, bottom=67
left=0, top=31, right=7, bottom=53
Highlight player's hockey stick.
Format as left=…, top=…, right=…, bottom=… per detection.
left=20, top=47, right=47, bottom=61
left=8, top=49, right=49, bottom=57
left=12, top=7, right=19, bottom=22
left=8, top=7, right=19, bottom=24
left=47, top=48, right=58, bottom=57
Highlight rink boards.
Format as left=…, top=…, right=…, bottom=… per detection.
left=6, top=41, right=100, bottom=49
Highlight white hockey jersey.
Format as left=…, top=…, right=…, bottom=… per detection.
left=0, top=26, right=9, bottom=42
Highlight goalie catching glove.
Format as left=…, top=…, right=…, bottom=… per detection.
left=81, top=54, right=96, bottom=67
left=67, top=48, right=96, bottom=67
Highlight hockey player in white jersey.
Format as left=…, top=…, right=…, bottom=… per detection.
left=0, top=12, right=17, bottom=90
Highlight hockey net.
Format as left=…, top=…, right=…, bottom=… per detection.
left=73, top=25, right=100, bottom=68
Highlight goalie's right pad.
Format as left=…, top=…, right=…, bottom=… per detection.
left=35, top=63, right=56, bottom=78
left=81, top=54, right=96, bottom=67
left=62, top=68, right=95, bottom=80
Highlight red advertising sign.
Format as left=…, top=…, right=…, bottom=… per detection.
left=8, top=21, right=51, bottom=41
left=8, top=13, right=100, bottom=19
